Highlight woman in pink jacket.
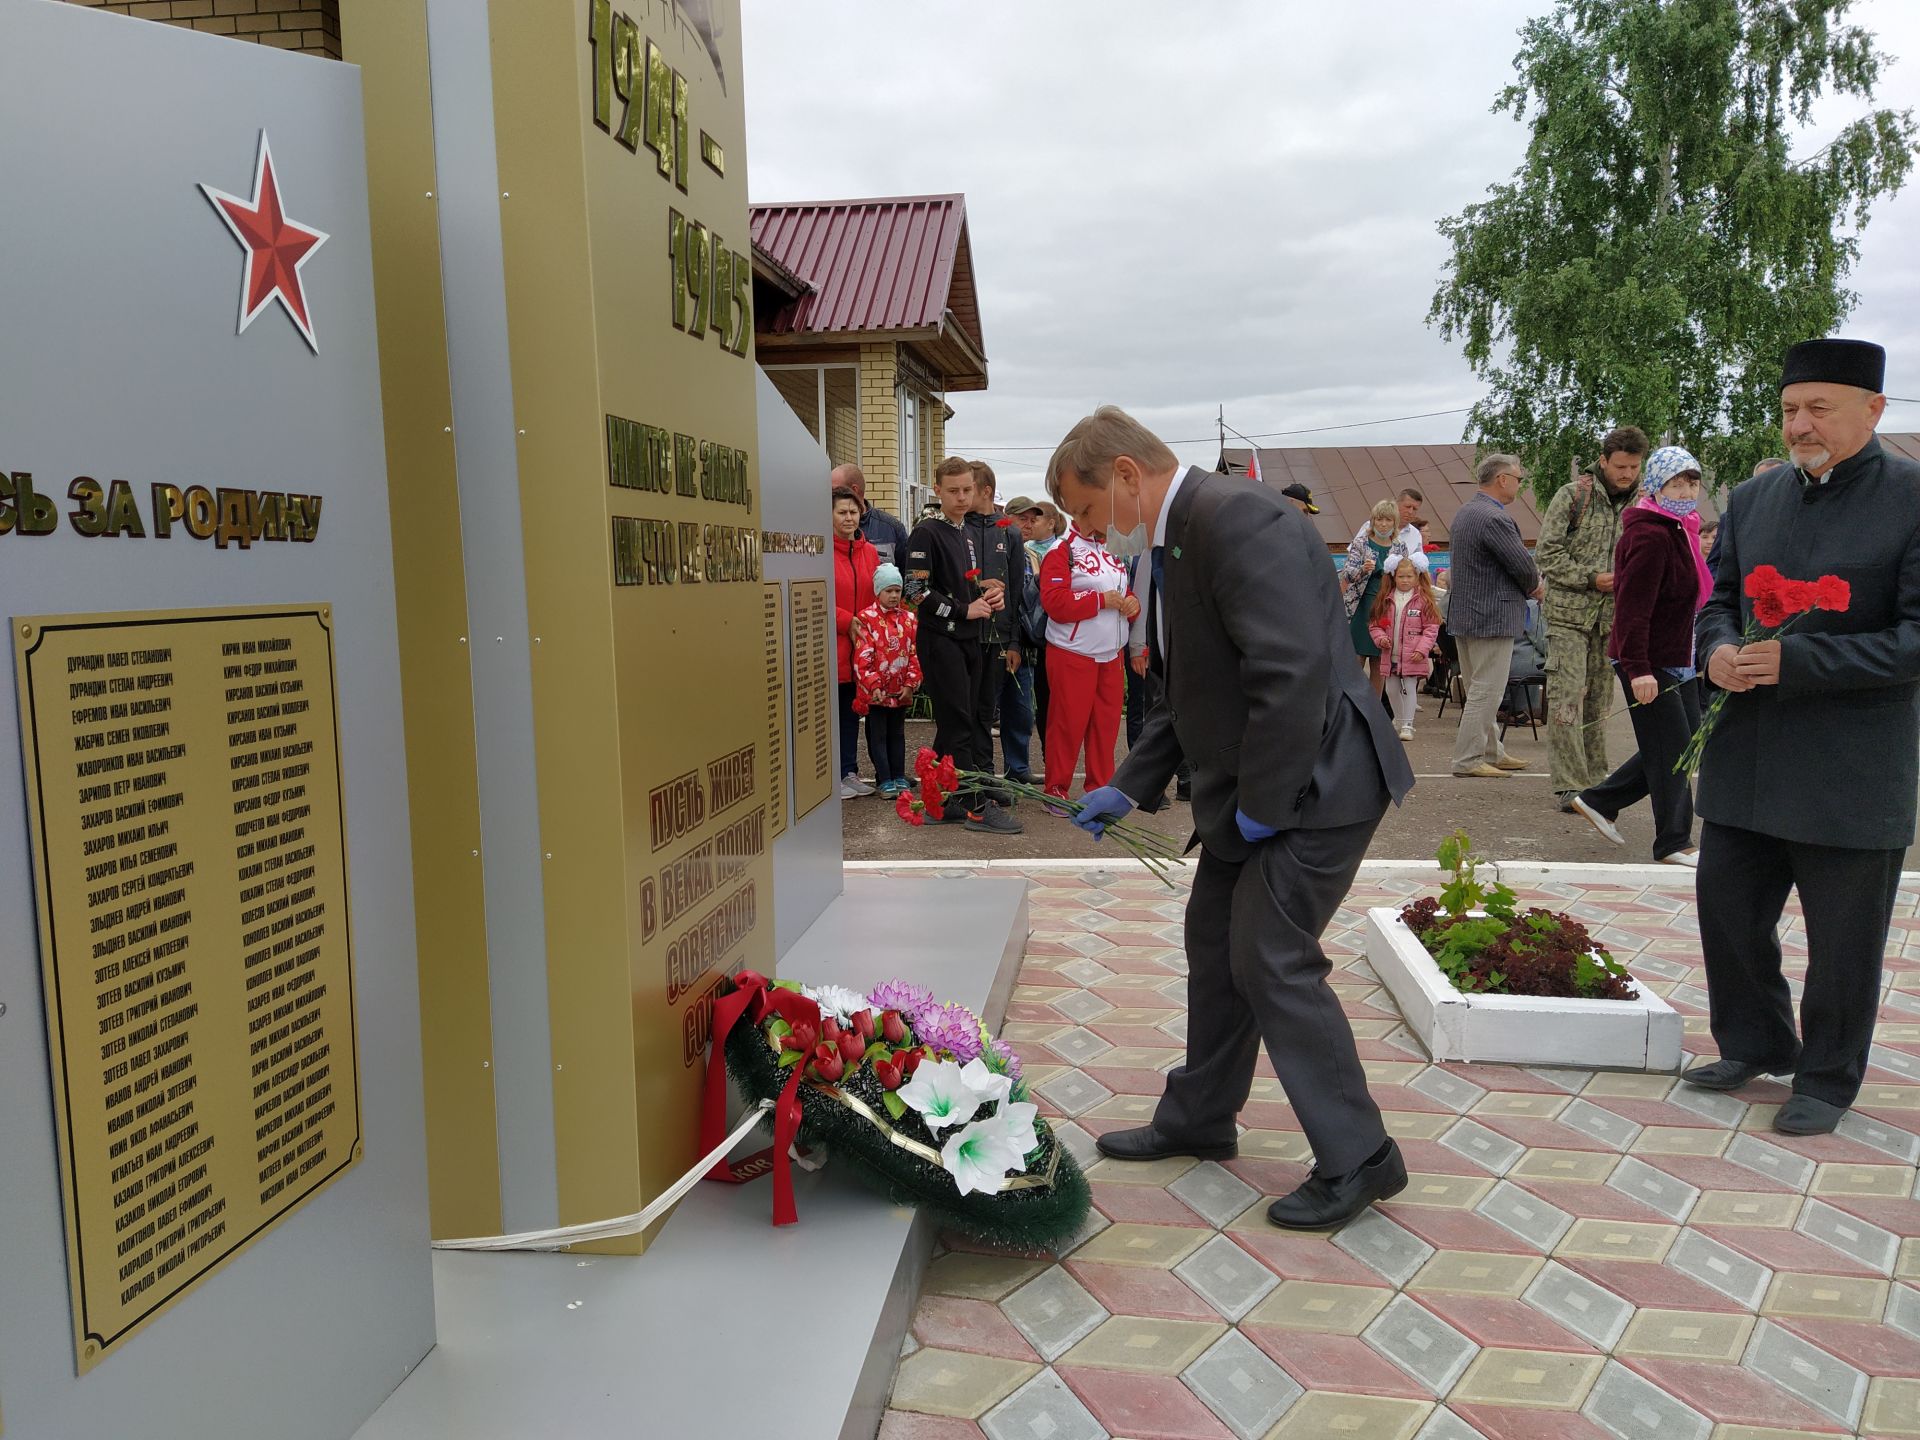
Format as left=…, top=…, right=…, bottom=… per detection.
left=832, top=487, right=878, bottom=797
left=1367, top=557, right=1441, bottom=741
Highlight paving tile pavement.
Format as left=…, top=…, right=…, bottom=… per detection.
left=878, top=869, right=1920, bottom=1439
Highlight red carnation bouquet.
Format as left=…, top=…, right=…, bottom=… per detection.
left=1677, top=566, right=1850, bottom=776
left=894, top=749, right=1184, bottom=885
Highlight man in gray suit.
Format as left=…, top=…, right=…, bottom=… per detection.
left=1053, top=406, right=1416, bottom=1229
left=1683, top=338, right=1920, bottom=1135
left=1447, top=456, right=1544, bottom=778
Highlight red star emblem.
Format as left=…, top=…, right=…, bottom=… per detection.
left=200, top=132, right=329, bottom=352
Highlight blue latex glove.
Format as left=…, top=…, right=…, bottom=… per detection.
left=1236, top=808, right=1278, bottom=844
left=1073, top=786, right=1134, bottom=839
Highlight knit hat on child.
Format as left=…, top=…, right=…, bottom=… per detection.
left=873, top=563, right=903, bottom=592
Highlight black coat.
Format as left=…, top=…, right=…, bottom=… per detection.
left=1697, top=437, right=1920, bottom=849
left=1113, top=470, right=1414, bottom=861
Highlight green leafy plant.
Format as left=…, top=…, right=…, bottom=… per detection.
left=1403, top=831, right=1637, bottom=1001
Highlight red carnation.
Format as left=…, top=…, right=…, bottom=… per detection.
left=915, top=748, right=939, bottom=780
left=1815, top=575, right=1852, bottom=612
left=995, top=516, right=1017, bottom=528
left=894, top=790, right=925, bottom=826
left=921, top=781, right=946, bottom=822
left=964, top=568, right=982, bottom=581
left=935, top=757, right=959, bottom=792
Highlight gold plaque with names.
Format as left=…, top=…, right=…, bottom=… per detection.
left=787, top=579, right=832, bottom=822
left=15, top=606, right=361, bottom=1372
left=761, top=582, right=788, bottom=841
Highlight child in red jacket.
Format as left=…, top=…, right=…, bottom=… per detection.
left=1038, top=527, right=1136, bottom=798
left=853, top=564, right=921, bottom=796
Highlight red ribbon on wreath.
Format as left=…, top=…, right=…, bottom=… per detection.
left=700, top=969, right=817, bottom=1226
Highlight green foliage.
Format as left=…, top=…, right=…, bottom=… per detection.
left=1434, top=828, right=1518, bottom=923
left=1429, top=0, right=1917, bottom=497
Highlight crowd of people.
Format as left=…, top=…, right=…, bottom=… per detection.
left=823, top=338, right=1919, bottom=1211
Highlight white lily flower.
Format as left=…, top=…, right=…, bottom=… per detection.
left=801, top=984, right=872, bottom=1026
left=896, top=1058, right=981, bottom=1134
left=941, top=1116, right=1022, bottom=1196
left=996, top=1101, right=1040, bottom=1159
left=959, top=1056, right=1012, bottom=1107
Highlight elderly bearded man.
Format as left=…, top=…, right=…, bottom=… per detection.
left=1052, top=406, right=1415, bottom=1228
left=1683, top=339, right=1920, bottom=1136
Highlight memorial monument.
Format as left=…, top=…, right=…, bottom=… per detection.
left=0, top=1, right=435, bottom=1434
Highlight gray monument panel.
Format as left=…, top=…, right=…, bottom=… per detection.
left=0, top=3, right=434, bottom=1436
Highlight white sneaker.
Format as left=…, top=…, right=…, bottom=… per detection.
left=1570, top=795, right=1625, bottom=846
left=1398, top=726, right=1414, bottom=742
left=1661, top=849, right=1699, bottom=868
left=838, top=777, right=862, bottom=799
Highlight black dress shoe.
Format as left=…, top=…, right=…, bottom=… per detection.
left=1267, top=1139, right=1408, bottom=1230
left=1681, top=1057, right=1794, bottom=1091
left=1774, top=1094, right=1846, bottom=1135
left=1094, top=1125, right=1237, bottom=1163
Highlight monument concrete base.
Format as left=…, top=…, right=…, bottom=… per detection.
left=354, top=873, right=1030, bottom=1440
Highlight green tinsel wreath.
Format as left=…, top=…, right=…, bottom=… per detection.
left=724, top=1018, right=1091, bottom=1252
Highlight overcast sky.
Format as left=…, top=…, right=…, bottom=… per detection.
left=741, top=1, right=1920, bottom=490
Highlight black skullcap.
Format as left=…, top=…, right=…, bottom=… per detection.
left=1279, top=482, right=1320, bottom=514
left=1781, top=338, right=1885, bottom=393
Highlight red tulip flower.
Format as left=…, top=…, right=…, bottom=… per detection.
left=850, top=1009, right=876, bottom=1042
left=837, top=1031, right=865, bottom=1064
left=872, top=1057, right=905, bottom=1090
left=785, top=1019, right=818, bottom=1054
left=881, top=1010, right=908, bottom=1045
left=821, top=1017, right=842, bottom=1045
left=899, top=1046, right=926, bottom=1077
left=810, top=1044, right=845, bottom=1083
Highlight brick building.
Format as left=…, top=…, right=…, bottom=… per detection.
left=59, top=0, right=339, bottom=57
left=750, top=194, right=989, bottom=521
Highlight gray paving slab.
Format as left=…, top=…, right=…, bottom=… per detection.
left=1364, top=1293, right=1479, bottom=1395
left=1522, top=1260, right=1635, bottom=1351
left=1724, top=1133, right=1817, bottom=1191
left=1796, top=1197, right=1899, bottom=1274
left=1605, top=1156, right=1699, bottom=1222
left=981, top=1369, right=1110, bottom=1440
left=1664, top=1227, right=1772, bottom=1309
left=1333, top=1208, right=1436, bottom=1286
left=1180, top=1328, right=1303, bottom=1440
left=1439, top=1119, right=1525, bottom=1176
left=1476, top=1179, right=1574, bottom=1250
left=1557, top=1098, right=1643, bottom=1151
left=1581, top=1359, right=1711, bottom=1440
left=1168, top=1162, right=1259, bottom=1230
left=1000, top=1266, right=1109, bottom=1362
left=1742, top=1318, right=1868, bottom=1430
left=1174, top=1234, right=1278, bottom=1323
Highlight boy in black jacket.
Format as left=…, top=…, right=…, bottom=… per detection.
left=905, top=457, right=1022, bottom=833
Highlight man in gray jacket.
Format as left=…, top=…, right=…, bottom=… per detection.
left=1447, top=455, right=1544, bottom=778
left=1054, top=406, right=1415, bottom=1230
left=1683, top=338, right=1920, bottom=1135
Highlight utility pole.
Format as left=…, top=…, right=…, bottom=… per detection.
left=1217, top=405, right=1225, bottom=465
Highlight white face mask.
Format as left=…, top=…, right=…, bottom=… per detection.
left=1104, top=480, right=1149, bottom=560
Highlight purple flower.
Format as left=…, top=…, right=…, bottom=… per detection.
left=913, top=1003, right=984, bottom=1063
left=868, top=979, right=934, bottom=1018
left=989, top=1038, right=1023, bottom=1085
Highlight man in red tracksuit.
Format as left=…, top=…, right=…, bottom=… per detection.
left=1039, top=523, right=1137, bottom=798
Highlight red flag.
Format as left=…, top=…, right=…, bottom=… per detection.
left=1247, top=450, right=1261, bottom=483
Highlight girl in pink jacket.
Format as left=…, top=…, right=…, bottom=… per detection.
left=1367, top=557, right=1441, bottom=741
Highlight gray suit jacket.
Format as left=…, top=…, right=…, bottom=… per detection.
left=1696, top=436, right=1920, bottom=849
left=1113, top=471, right=1415, bottom=862
left=1447, top=491, right=1539, bottom=638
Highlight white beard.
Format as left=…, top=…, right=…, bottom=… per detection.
left=1791, top=445, right=1833, bottom=476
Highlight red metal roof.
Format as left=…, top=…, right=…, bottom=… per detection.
left=1223, top=443, right=1548, bottom=548
left=748, top=194, right=983, bottom=355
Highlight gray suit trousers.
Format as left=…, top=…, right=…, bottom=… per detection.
left=1152, top=818, right=1388, bottom=1176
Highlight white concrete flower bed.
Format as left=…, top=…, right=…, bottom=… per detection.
left=1364, top=907, right=1684, bottom=1071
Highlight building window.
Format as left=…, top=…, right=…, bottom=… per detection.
left=764, top=364, right=860, bottom=468
left=898, top=385, right=921, bottom=501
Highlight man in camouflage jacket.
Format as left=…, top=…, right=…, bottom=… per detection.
left=1533, top=426, right=1648, bottom=804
